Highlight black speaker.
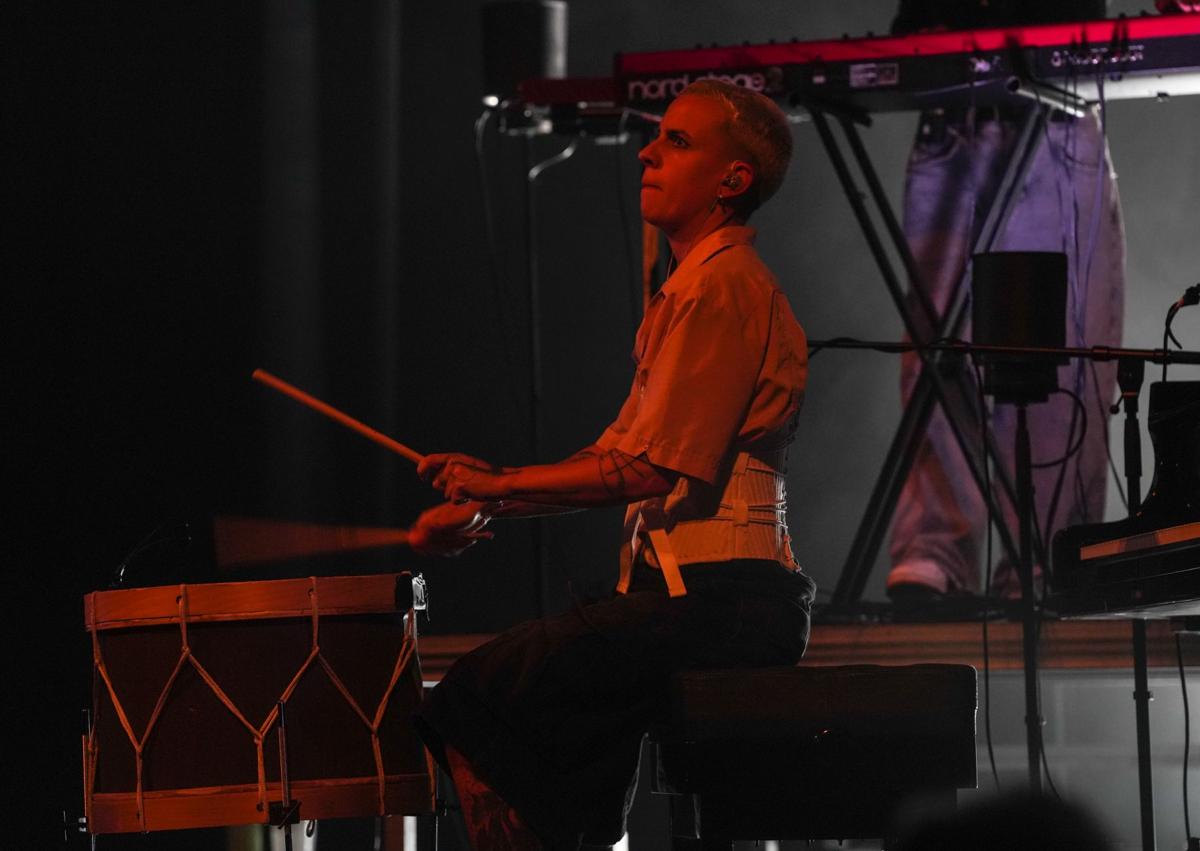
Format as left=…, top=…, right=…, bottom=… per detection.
left=971, top=251, right=1068, bottom=404
left=481, top=1, right=567, bottom=103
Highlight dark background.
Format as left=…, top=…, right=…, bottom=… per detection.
left=7, top=1, right=1198, bottom=847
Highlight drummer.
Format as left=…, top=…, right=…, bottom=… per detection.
left=409, top=79, right=817, bottom=850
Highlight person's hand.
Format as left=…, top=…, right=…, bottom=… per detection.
left=1157, top=0, right=1199, bottom=11
left=408, top=500, right=493, bottom=557
left=418, top=452, right=510, bottom=503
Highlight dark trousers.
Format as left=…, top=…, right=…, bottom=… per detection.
left=414, top=559, right=816, bottom=849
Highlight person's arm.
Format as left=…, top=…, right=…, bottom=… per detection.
left=407, top=499, right=493, bottom=556
left=418, top=444, right=679, bottom=509
left=405, top=493, right=576, bottom=557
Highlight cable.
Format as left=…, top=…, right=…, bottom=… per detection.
left=972, top=357, right=1002, bottom=792
left=1180, top=633, right=1195, bottom=842
left=110, top=519, right=190, bottom=587
left=1020, top=65, right=1116, bottom=551
left=1163, top=283, right=1200, bottom=381
left=1039, top=67, right=1102, bottom=536
left=1168, top=317, right=1185, bottom=350
left=1164, top=304, right=1177, bottom=388
left=1040, top=727, right=1063, bottom=800
left=1031, top=388, right=1088, bottom=470
left=1031, top=525, right=1061, bottom=801
left=1081, top=71, right=1108, bottom=315
left=1091, top=359, right=1129, bottom=513
left=807, top=336, right=974, bottom=358
left=1044, top=379, right=1083, bottom=534
left=1037, top=388, right=1086, bottom=570
left=806, top=336, right=862, bottom=359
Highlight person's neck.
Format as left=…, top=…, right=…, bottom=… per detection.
left=667, top=210, right=744, bottom=267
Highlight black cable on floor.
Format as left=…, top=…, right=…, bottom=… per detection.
left=1178, top=633, right=1194, bottom=842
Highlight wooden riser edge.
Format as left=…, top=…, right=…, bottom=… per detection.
left=418, top=619, right=1189, bottom=681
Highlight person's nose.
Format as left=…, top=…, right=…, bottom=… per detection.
left=638, top=137, right=659, bottom=169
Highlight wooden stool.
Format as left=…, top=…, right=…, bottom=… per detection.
left=651, top=664, right=977, bottom=849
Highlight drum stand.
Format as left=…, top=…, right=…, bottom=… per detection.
left=271, top=699, right=302, bottom=850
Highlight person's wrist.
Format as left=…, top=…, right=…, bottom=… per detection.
left=488, top=471, right=517, bottom=501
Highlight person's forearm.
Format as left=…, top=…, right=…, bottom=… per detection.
left=481, top=446, right=603, bottom=516
left=487, top=446, right=675, bottom=508
left=480, top=499, right=582, bottom=519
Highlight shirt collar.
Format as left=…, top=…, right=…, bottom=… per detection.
left=667, top=225, right=757, bottom=284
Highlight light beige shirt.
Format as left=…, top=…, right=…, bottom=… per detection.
left=595, top=225, right=808, bottom=572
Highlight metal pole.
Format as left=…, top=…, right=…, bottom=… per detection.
left=1133, top=620, right=1157, bottom=851
left=1015, top=405, right=1043, bottom=793
left=1117, top=356, right=1156, bottom=850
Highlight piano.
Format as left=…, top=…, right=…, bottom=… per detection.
left=519, top=15, right=1200, bottom=115
left=616, top=14, right=1200, bottom=111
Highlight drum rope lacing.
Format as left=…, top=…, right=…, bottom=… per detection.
left=85, top=577, right=418, bottom=830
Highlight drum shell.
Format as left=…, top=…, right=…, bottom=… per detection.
left=83, top=574, right=434, bottom=833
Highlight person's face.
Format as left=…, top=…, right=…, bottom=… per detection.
left=638, top=95, right=739, bottom=239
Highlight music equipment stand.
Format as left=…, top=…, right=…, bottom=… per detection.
left=812, top=337, right=1200, bottom=849
left=800, top=99, right=1057, bottom=608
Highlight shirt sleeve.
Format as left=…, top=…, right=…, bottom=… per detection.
left=594, top=372, right=641, bottom=450
left=603, top=275, right=768, bottom=484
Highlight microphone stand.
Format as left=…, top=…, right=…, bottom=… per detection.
left=809, top=338, right=1200, bottom=808
left=1115, top=356, right=1156, bottom=851
left=1012, top=399, right=1043, bottom=792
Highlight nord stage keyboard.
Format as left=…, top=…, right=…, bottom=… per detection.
left=613, top=15, right=1200, bottom=111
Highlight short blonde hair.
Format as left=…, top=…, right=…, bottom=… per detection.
left=681, top=79, right=793, bottom=214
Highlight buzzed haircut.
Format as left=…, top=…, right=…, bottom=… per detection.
left=680, top=79, right=794, bottom=215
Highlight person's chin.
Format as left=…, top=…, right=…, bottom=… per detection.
left=640, top=205, right=664, bottom=227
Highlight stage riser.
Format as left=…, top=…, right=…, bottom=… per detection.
left=418, top=620, right=1184, bottom=681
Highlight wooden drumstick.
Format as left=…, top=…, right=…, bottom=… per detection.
left=252, top=368, right=425, bottom=464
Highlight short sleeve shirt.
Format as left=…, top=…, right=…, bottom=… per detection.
left=595, top=226, right=807, bottom=486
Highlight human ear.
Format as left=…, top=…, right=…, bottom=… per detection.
left=721, top=162, right=754, bottom=198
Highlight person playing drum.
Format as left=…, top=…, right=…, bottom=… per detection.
left=409, top=79, right=817, bottom=851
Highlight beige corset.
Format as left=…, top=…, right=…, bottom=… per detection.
left=617, top=446, right=797, bottom=598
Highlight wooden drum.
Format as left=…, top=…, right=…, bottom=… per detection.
left=82, top=574, right=435, bottom=833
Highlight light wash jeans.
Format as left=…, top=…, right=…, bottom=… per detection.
left=888, top=108, right=1125, bottom=595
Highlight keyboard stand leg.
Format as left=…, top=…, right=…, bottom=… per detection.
left=804, top=104, right=1048, bottom=605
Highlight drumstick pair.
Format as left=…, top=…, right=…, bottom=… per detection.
left=252, top=369, right=425, bottom=465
